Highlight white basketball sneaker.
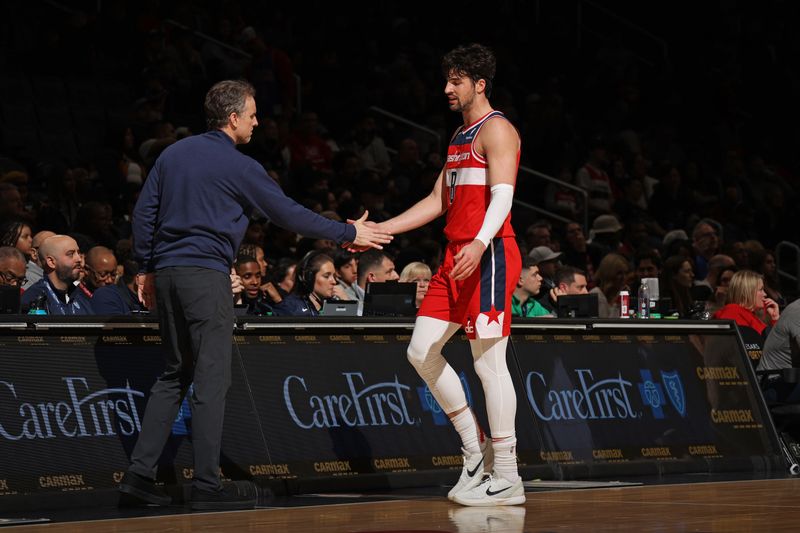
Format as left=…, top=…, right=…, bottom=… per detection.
left=447, top=447, right=488, bottom=501
left=452, top=475, right=526, bottom=507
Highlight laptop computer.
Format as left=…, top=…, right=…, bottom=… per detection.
left=320, top=299, right=360, bottom=317
left=556, top=293, right=599, bottom=318
left=363, top=281, right=417, bottom=317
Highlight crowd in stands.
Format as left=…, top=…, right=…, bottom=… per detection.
left=0, top=2, right=796, bottom=341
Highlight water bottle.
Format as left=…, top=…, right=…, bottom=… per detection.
left=638, top=281, right=650, bottom=319
left=27, top=294, right=48, bottom=315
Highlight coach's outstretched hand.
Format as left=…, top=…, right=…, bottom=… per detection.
left=347, top=210, right=393, bottom=252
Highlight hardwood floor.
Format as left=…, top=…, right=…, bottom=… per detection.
left=4, top=478, right=799, bottom=532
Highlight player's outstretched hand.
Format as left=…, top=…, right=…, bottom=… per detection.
left=451, top=240, right=486, bottom=281
left=347, top=210, right=392, bottom=252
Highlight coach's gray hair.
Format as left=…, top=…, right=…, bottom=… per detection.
left=204, top=80, right=256, bottom=130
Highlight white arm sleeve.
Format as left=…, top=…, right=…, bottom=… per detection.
left=475, top=183, right=514, bottom=247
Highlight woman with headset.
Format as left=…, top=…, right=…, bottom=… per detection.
left=272, top=251, right=338, bottom=316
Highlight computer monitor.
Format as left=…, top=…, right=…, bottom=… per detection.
left=556, top=293, right=599, bottom=318
left=0, top=286, right=21, bottom=314
left=363, top=281, right=417, bottom=317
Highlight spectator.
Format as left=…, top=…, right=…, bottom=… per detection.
left=238, top=242, right=268, bottom=279
left=288, top=112, right=333, bottom=174
left=750, top=248, right=784, bottom=308
left=399, top=261, right=432, bottom=308
left=693, top=254, right=735, bottom=302
left=273, top=251, right=337, bottom=317
left=0, top=183, right=26, bottom=223
left=23, top=230, right=55, bottom=290
left=544, top=163, right=582, bottom=221
left=714, top=270, right=780, bottom=343
left=82, top=246, right=118, bottom=296
left=551, top=265, right=589, bottom=299
left=345, top=115, right=391, bottom=176
left=528, top=246, right=561, bottom=289
left=21, top=235, right=94, bottom=315
left=706, top=264, right=738, bottom=315
left=356, top=249, right=399, bottom=299
left=659, top=255, right=696, bottom=318
left=0, top=246, right=27, bottom=288
left=333, top=249, right=361, bottom=302
left=390, top=139, right=424, bottom=203
left=560, top=222, right=597, bottom=285
left=234, top=255, right=275, bottom=316
left=74, top=201, right=118, bottom=250
left=37, top=163, right=80, bottom=234
left=589, top=253, right=630, bottom=318
left=242, top=221, right=268, bottom=249
left=524, top=221, right=552, bottom=253
left=725, top=240, right=750, bottom=270
left=691, top=219, right=721, bottom=280
left=0, top=220, right=33, bottom=261
left=91, top=260, right=146, bottom=315
left=758, top=299, right=800, bottom=403
left=633, top=249, right=661, bottom=288
left=575, top=136, right=613, bottom=216
left=511, top=256, right=550, bottom=318
left=267, top=257, right=298, bottom=298
left=587, top=214, right=624, bottom=259
left=662, top=229, right=693, bottom=260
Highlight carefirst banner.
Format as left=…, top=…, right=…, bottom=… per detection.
left=512, top=332, right=780, bottom=466
left=0, top=323, right=783, bottom=506
left=236, top=333, right=481, bottom=477
left=0, top=334, right=268, bottom=501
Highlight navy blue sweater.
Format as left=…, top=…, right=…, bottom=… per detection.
left=133, top=130, right=356, bottom=274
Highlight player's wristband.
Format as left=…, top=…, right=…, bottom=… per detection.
left=475, top=184, right=514, bottom=247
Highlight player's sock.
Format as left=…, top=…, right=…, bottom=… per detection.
left=451, top=409, right=482, bottom=455
left=492, top=434, right=520, bottom=483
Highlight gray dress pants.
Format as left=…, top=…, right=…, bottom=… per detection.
left=128, top=266, right=233, bottom=491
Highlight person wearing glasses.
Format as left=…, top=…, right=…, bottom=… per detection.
left=0, top=246, right=27, bottom=288
left=80, top=245, right=118, bottom=296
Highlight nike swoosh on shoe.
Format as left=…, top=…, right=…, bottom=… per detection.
left=466, top=457, right=483, bottom=477
left=486, top=485, right=510, bottom=497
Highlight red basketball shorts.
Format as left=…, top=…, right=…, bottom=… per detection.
left=418, top=236, right=521, bottom=339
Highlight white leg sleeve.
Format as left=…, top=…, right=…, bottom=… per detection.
left=470, top=336, right=516, bottom=437
left=407, top=316, right=466, bottom=414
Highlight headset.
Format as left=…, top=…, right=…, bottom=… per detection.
left=296, top=250, right=324, bottom=296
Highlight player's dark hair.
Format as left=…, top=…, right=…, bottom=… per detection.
left=442, top=43, right=496, bottom=97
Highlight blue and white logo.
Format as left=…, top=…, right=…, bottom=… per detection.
left=637, top=369, right=666, bottom=419
left=417, top=372, right=473, bottom=426
left=661, top=370, right=687, bottom=417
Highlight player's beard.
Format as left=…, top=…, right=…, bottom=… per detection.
left=450, top=90, right=476, bottom=113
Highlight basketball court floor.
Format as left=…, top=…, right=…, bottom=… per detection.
left=1, top=474, right=798, bottom=532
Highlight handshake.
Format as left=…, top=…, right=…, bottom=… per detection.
left=341, top=210, right=392, bottom=253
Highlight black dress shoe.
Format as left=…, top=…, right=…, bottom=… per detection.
left=118, top=471, right=171, bottom=506
left=190, top=480, right=257, bottom=511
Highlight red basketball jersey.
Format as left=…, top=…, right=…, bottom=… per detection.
left=443, top=110, right=518, bottom=243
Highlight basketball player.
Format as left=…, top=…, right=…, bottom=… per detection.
left=372, top=43, right=524, bottom=506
